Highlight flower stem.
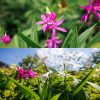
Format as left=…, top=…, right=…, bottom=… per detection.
left=43, top=31, right=50, bottom=48
left=78, top=23, right=84, bottom=33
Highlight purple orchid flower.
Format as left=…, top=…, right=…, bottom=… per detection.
left=0, top=33, right=11, bottom=44
left=93, top=0, right=100, bottom=22
left=81, top=0, right=100, bottom=22
left=46, top=36, right=62, bottom=48
left=36, top=12, right=56, bottom=32
left=27, top=69, right=38, bottom=78
left=16, top=68, right=38, bottom=79
left=17, top=68, right=25, bottom=79
left=36, top=11, right=67, bottom=48
left=51, top=19, right=67, bottom=37
left=36, top=12, right=67, bottom=34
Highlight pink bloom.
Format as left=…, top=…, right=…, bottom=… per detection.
left=94, top=0, right=100, bottom=7
left=17, top=68, right=25, bottom=79
left=51, top=19, right=67, bottom=37
left=81, top=0, right=100, bottom=22
left=46, top=36, right=62, bottom=48
left=36, top=12, right=67, bottom=34
left=16, top=68, right=38, bottom=79
left=27, top=69, right=38, bottom=78
left=36, top=12, right=56, bottom=32
left=36, top=12, right=67, bottom=48
left=0, top=33, right=11, bottom=44
left=93, top=0, right=100, bottom=22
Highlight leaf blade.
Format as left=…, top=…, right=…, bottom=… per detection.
left=18, top=33, right=41, bottom=48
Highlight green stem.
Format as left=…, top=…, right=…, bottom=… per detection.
left=43, top=31, right=50, bottom=48
left=78, top=23, right=84, bottom=33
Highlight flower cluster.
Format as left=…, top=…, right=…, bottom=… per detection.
left=36, top=12, right=67, bottom=48
left=0, top=33, right=11, bottom=44
left=16, top=68, right=38, bottom=79
left=81, top=0, right=100, bottom=22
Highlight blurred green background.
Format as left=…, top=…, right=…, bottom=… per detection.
left=0, top=0, right=100, bottom=48
left=0, top=0, right=89, bottom=35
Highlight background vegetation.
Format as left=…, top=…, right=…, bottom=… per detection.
left=0, top=0, right=100, bottom=48
left=0, top=50, right=100, bottom=100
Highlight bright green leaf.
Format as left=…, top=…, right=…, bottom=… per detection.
left=18, top=33, right=41, bottom=48
left=72, top=63, right=100, bottom=96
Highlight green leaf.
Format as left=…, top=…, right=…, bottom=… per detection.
left=0, top=72, right=7, bottom=89
left=62, top=25, right=78, bottom=48
left=31, top=19, right=38, bottom=43
left=72, top=90, right=87, bottom=100
left=5, top=71, right=17, bottom=89
left=86, top=31, right=100, bottom=48
left=41, top=80, right=49, bottom=100
left=18, top=33, right=41, bottom=48
left=50, top=93, right=61, bottom=100
left=18, top=36, right=27, bottom=47
left=0, top=96, right=3, bottom=100
left=8, top=77, right=40, bottom=100
left=72, top=63, right=100, bottom=96
left=22, top=29, right=32, bottom=36
left=78, top=24, right=96, bottom=47
left=89, top=43, right=100, bottom=47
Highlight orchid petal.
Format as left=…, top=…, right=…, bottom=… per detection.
left=56, top=27, right=67, bottom=32
left=35, top=21, right=44, bottom=25
left=89, top=0, right=93, bottom=6
left=93, top=0, right=100, bottom=7
left=52, top=29, right=56, bottom=37
left=47, top=40, right=53, bottom=48
left=57, top=19, right=64, bottom=26
left=56, top=40, right=62, bottom=44
left=93, top=10, right=100, bottom=22
left=53, top=43, right=57, bottom=48
left=42, top=24, right=47, bottom=32
left=41, top=15, right=47, bottom=22
left=81, top=6, right=91, bottom=13
left=80, top=14, right=89, bottom=22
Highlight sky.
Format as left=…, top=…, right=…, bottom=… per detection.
left=0, top=48, right=99, bottom=70
left=37, top=48, right=98, bottom=71
left=0, top=48, right=38, bottom=65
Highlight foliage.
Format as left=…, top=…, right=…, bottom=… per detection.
left=91, top=50, right=100, bottom=64
left=0, top=63, right=100, bottom=100
left=0, top=0, right=100, bottom=48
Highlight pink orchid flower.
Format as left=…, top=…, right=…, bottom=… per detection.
left=0, top=33, right=11, bottom=44
left=17, top=68, right=25, bottom=79
left=51, top=19, right=67, bottom=37
left=36, top=12, right=56, bottom=32
left=16, top=68, right=38, bottom=79
left=81, top=0, right=100, bottom=22
left=36, top=12, right=67, bottom=34
left=93, top=0, right=100, bottom=22
left=27, top=69, right=38, bottom=78
left=46, top=36, right=62, bottom=48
